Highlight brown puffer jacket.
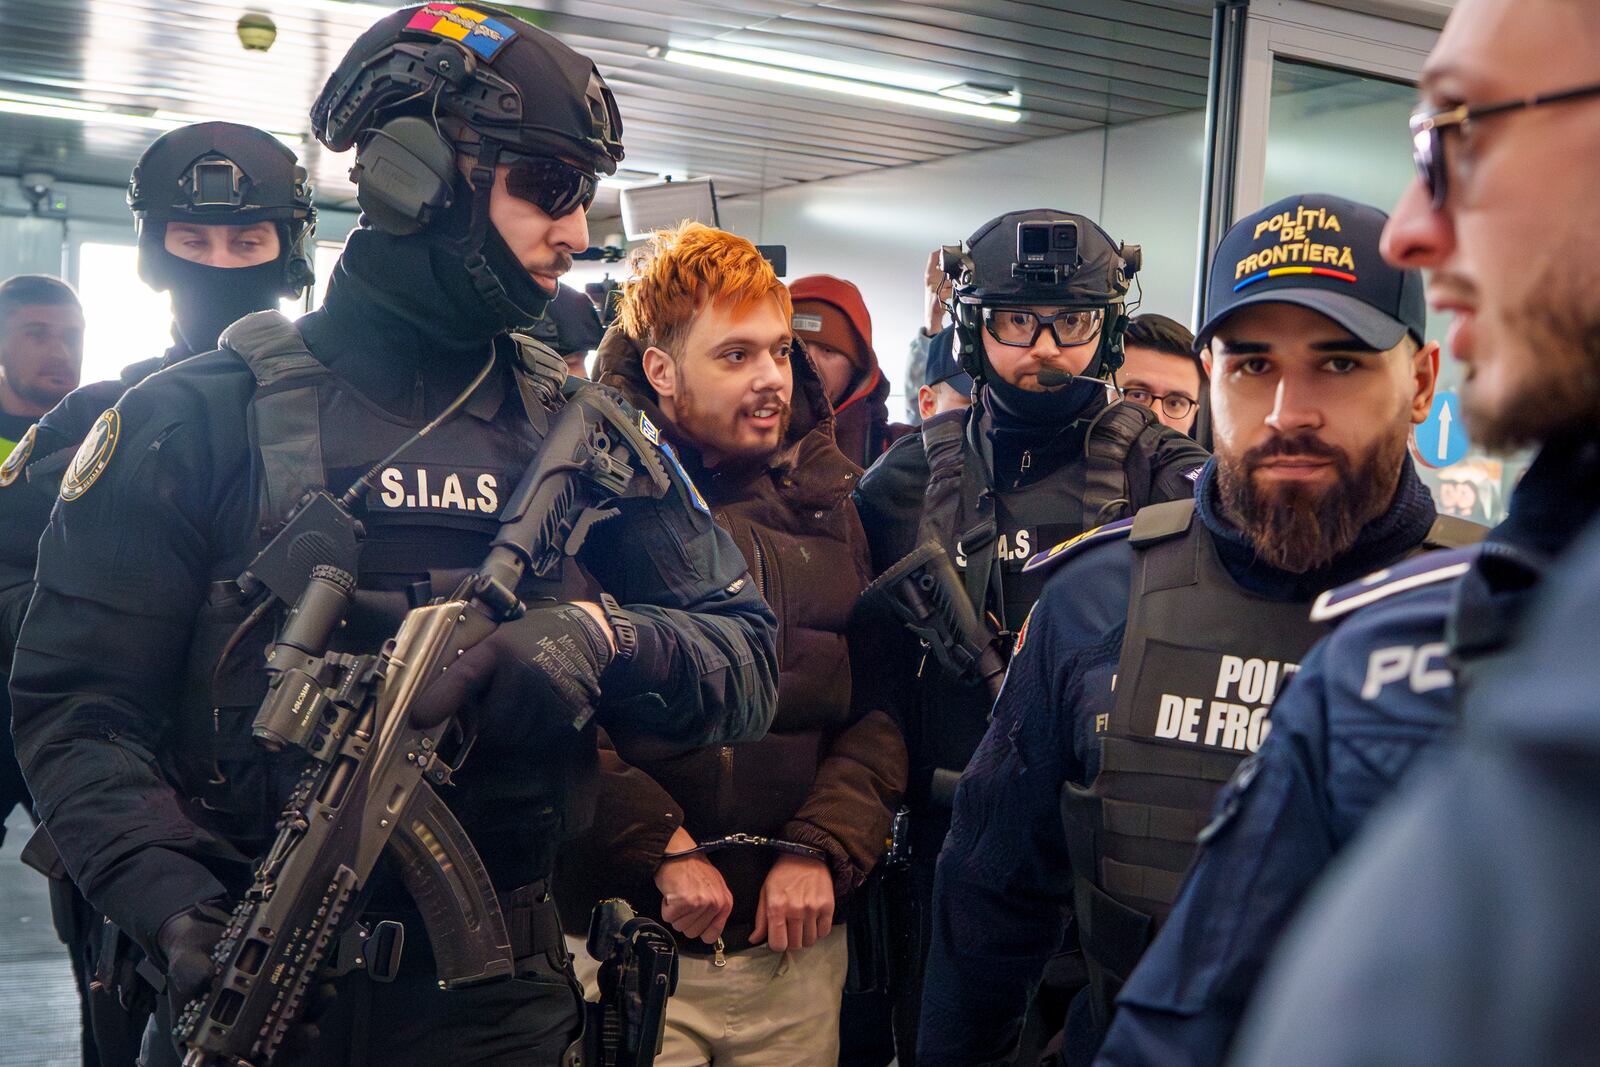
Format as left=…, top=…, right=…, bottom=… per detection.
left=554, top=327, right=907, bottom=953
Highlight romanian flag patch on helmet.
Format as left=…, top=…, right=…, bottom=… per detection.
left=405, top=4, right=519, bottom=60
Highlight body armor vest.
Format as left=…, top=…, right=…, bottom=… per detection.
left=912, top=400, right=1160, bottom=802
left=1061, top=499, right=1485, bottom=1029
left=171, top=312, right=591, bottom=885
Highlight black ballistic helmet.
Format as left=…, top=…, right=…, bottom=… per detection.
left=128, top=121, right=316, bottom=297
left=943, top=208, right=1141, bottom=381
left=311, top=3, right=624, bottom=328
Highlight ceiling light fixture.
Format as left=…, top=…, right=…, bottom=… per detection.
left=938, top=82, right=1022, bottom=107
left=0, top=90, right=306, bottom=145
left=661, top=46, right=1022, bottom=123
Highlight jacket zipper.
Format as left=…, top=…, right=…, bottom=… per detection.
left=751, top=534, right=769, bottom=600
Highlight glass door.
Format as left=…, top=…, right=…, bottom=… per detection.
left=1229, top=0, right=1522, bottom=525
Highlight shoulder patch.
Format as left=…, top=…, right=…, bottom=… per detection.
left=1021, top=517, right=1134, bottom=575
left=1310, top=545, right=1482, bottom=624
left=60, top=409, right=120, bottom=502
left=0, top=423, right=37, bottom=488
left=658, top=440, right=710, bottom=515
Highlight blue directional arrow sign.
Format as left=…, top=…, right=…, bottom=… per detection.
left=1414, top=390, right=1470, bottom=469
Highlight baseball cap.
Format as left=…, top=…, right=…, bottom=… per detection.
left=1197, top=193, right=1425, bottom=351
left=923, top=327, right=973, bottom=397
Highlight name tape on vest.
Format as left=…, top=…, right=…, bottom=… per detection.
left=374, top=463, right=505, bottom=516
left=1130, top=639, right=1300, bottom=755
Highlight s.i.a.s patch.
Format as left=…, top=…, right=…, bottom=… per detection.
left=60, top=409, right=119, bottom=502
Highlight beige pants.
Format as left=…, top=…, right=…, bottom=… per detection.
left=568, top=925, right=849, bottom=1067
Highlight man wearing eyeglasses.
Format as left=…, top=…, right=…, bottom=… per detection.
left=917, top=193, right=1484, bottom=1067
left=1224, top=3, right=1600, bottom=1065
left=1120, top=314, right=1207, bottom=439
left=851, top=208, right=1207, bottom=1065
left=10, top=6, right=778, bottom=1065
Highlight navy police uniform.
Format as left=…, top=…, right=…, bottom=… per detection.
left=10, top=228, right=778, bottom=1065
left=916, top=457, right=1469, bottom=1067
left=1232, top=438, right=1600, bottom=1067
left=1095, top=440, right=1590, bottom=1065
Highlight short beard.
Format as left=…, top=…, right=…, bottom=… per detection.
left=670, top=363, right=792, bottom=466
left=16, top=380, right=69, bottom=410
left=1216, top=426, right=1409, bottom=574
left=1468, top=258, right=1600, bottom=452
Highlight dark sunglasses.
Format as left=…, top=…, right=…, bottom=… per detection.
left=1410, top=80, right=1600, bottom=209
left=502, top=156, right=598, bottom=219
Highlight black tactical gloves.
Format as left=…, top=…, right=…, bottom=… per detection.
left=154, top=898, right=230, bottom=1025
left=412, top=603, right=614, bottom=730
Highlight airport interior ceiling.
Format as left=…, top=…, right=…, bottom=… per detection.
left=0, top=0, right=1215, bottom=212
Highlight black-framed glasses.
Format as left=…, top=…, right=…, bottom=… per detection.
left=1410, top=80, right=1600, bottom=208
left=981, top=305, right=1104, bottom=348
left=502, top=155, right=599, bottom=219
left=1121, top=387, right=1196, bottom=421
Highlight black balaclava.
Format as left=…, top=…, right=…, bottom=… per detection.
left=130, top=121, right=316, bottom=355
left=162, top=245, right=291, bottom=355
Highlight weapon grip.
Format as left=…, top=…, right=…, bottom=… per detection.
left=386, top=783, right=516, bottom=987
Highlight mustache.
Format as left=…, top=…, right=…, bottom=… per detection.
left=742, top=391, right=791, bottom=417
left=528, top=251, right=573, bottom=276
left=1427, top=269, right=1479, bottom=306
left=1242, top=432, right=1347, bottom=469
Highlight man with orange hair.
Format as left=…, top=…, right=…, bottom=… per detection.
left=558, top=222, right=907, bottom=1066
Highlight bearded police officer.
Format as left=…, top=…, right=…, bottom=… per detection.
left=0, top=120, right=317, bottom=1067
left=853, top=209, right=1207, bottom=1064
left=917, top=194, right=1482, bottom=1067
left=10, top=6, right=777, bottom=1065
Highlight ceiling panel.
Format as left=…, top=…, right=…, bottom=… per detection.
left=0, top=0, right=1214, bottom=213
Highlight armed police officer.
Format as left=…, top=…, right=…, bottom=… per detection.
left=0, top=121, right=317, bottom=1067
left=918, top=194, right=1482, bottom=1067
left=852, top=209, right=1207, bottom=1064
left=10, top=6, right=777, bottom=1065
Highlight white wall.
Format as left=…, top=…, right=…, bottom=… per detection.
left=718, top=109, right=1209, bottom=410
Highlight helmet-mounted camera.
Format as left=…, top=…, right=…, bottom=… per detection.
left=1014, top=219, right=1080, bottom=284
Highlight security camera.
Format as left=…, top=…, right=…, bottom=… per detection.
left=237, top=12, right=277, bottom=52
left=19, top=171, right=55, bottom=213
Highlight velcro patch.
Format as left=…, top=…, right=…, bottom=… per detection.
left=404, top=4, right=518, bottom=59
left=1020, top=517, right=1133, bottom=575
left=1310, top=545, right=1482, bottom=623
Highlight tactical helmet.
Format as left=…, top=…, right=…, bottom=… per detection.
left=128, top=121, right=316, bottom=298
left=942, top=208, right=1141, bottom=381
left=311, top=3, right=624, bottom=328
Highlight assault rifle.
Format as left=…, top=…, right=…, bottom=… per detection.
left=584, top=899, right=679, bottom=1067
left=862, top=540, right=1007, bottom=808
left=175, top=386, right=668, bottom=1067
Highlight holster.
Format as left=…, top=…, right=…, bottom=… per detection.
left=502, top=880, right=571, bottom=978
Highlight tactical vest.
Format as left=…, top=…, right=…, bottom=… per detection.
left=1061, top=499, right=1485, bottom=1030
left=909, top=400, right=1161, bottom=803
left=931, top=399, right=1161, bottom=636
left=172, top=312, right=593, bottom=885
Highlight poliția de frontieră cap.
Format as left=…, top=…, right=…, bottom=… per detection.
left=1197, top=193, right=1425, bottom=351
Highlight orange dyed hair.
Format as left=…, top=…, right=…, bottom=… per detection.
left=617, top=221, right=792, bottom=358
